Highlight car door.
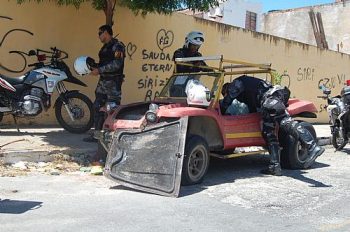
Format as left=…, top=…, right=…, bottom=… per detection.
left=222, top=112, right=265, bottom=149
left=104, top=117, right=188, bottom=197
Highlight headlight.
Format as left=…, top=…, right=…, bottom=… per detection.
left=149, top=103, right=159, bottom=111
left=145, top=110, right=157, bottom=123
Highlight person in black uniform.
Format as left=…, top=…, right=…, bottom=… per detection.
left=83, top=24, right=125, bottom=143
left=173, top=31, right=207, bottom=73
left=170, top=31, right=211, bottom=97
left=221, top=75, right=325, bottom=175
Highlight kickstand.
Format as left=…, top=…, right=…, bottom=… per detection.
left=12, top=115, right=20, bottom=132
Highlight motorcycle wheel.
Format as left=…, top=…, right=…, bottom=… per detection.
left=55, top=92, right=94, bottom=134
left=279, top=121, right=317, bottom=169
left=332, top=126, right=347, bottom=150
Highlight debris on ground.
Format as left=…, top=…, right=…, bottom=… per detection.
left=90, top=166, right=103, bottom=175
left=0, top=152, right=93, bottom=177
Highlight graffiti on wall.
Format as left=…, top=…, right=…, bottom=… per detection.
left=126, top=42, right=137, bottom=60
left=277, top=65, right=346, bottom=114
left=317, top=74, right=346, bottom=113
left=279, top=70, right=291, bottom=88
left=0, top=16, right=34, bottom=73
left=137, top=28, right=174, bottom=101
left=156, top=29, right=174, bottom=52
left=297, top=67, right=314, bottom=82
left=318, top=74, right=346, bottom=90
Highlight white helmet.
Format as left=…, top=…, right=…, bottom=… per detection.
left=185, top=79, right=211, bottom=107
left=74, top=56, right=95, bottom=76
left=184, top=31, right=205, bottom=48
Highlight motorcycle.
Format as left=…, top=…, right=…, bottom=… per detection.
left=0, top=47, right=94, bottom=133
left=318, top=84, right=350, bottom=150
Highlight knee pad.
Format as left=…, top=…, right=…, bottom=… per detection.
left=280, top=117, right=300, bottom=139
left=262, top=121, right=278, bottom=143
left=264, top=131, right=278, bottom=144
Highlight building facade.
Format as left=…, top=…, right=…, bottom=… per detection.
left=180, top=0, right=263, bottom=31
left=261, top=0, right=350, bottom=54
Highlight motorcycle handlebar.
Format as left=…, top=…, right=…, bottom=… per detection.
left=28, top=62, right=44, bottom=68
left=35, top=47, right=68, bottom=60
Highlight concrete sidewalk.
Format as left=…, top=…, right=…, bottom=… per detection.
left=313, top=124, right=332, bottom=146
left=0, top=124, right=332, bottom=164
left=0, top=127, right=97, bottom=164
left=313, top=124, right=331, bottom=138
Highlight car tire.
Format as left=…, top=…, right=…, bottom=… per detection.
left=280, top=121, right=317, bottom=169
left=181, top=135, right=210, bottom=186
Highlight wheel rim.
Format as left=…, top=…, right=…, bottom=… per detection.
left=335, top=130, right=345, bottom=146
left=59, top=98, right=91, bottom=129
left=297, top=141, right=309, bottom=162
left=187, top=145, right=207, bottom=182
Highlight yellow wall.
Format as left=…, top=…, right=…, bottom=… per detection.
left=1, top=1, right=350, bottom=125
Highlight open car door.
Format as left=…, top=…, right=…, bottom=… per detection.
left=104, top=117, right=188, bottom=197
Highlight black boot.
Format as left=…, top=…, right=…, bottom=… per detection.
left=261, top=163, right=282, bottom=176
left=261, top=144, right=282, bottom=176
left=294, top=124, right=325, bottom=168
left=304, top=144, right=325, bottom=169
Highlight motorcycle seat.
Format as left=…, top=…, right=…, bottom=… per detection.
left=0, top=74, right=26, bottom=85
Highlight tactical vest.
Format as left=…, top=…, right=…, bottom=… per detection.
left=98, top=39, right=124, bottom=80
left=173, top=47, right=204, bottom=73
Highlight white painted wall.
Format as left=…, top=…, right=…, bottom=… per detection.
left=203, top=0, right=263, bottom=31
left=261, top=1, right=350, bottom=54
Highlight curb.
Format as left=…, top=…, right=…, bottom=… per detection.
left=317, top=136, right=331, bottom=146
left=0, top=148, right=96, bottom=164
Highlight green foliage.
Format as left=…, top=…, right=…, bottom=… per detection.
left=271, top=71, right=282, bottom=85
left=15, top=0, right=222, bottom=13
left=16, top=0, right=87, bottom=8
left=118, top=0, right=221, bottom=15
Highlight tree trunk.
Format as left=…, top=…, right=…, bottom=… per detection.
left=103, top=0, right=116, bottom=26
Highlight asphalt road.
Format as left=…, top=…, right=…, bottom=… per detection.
left=1, top=144, right=350, bottom=232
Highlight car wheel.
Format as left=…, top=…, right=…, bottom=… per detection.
left=280, top=121, right=316, bottom=169
left=181, top=135, right=210, bottom=186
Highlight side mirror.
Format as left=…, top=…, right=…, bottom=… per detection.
left=28, top=50, right=36, bottom=56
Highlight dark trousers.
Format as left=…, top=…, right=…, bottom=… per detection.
left=93, top=78, right=122, bottom=130
left=261, top=94, right=316, bottom=167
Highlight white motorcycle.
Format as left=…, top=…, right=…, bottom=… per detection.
left=319, top=84, right=350, bottom=150
left=0, top=47, right=93, bottom=133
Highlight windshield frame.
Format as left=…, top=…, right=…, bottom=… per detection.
left=156, top=72, right=222, bottom=104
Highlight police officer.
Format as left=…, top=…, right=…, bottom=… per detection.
left=221, top=75, right=325, bottom=175
left=83, top=24, right=125, bottom=143
left=173, top=31, right=207, bottom=73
